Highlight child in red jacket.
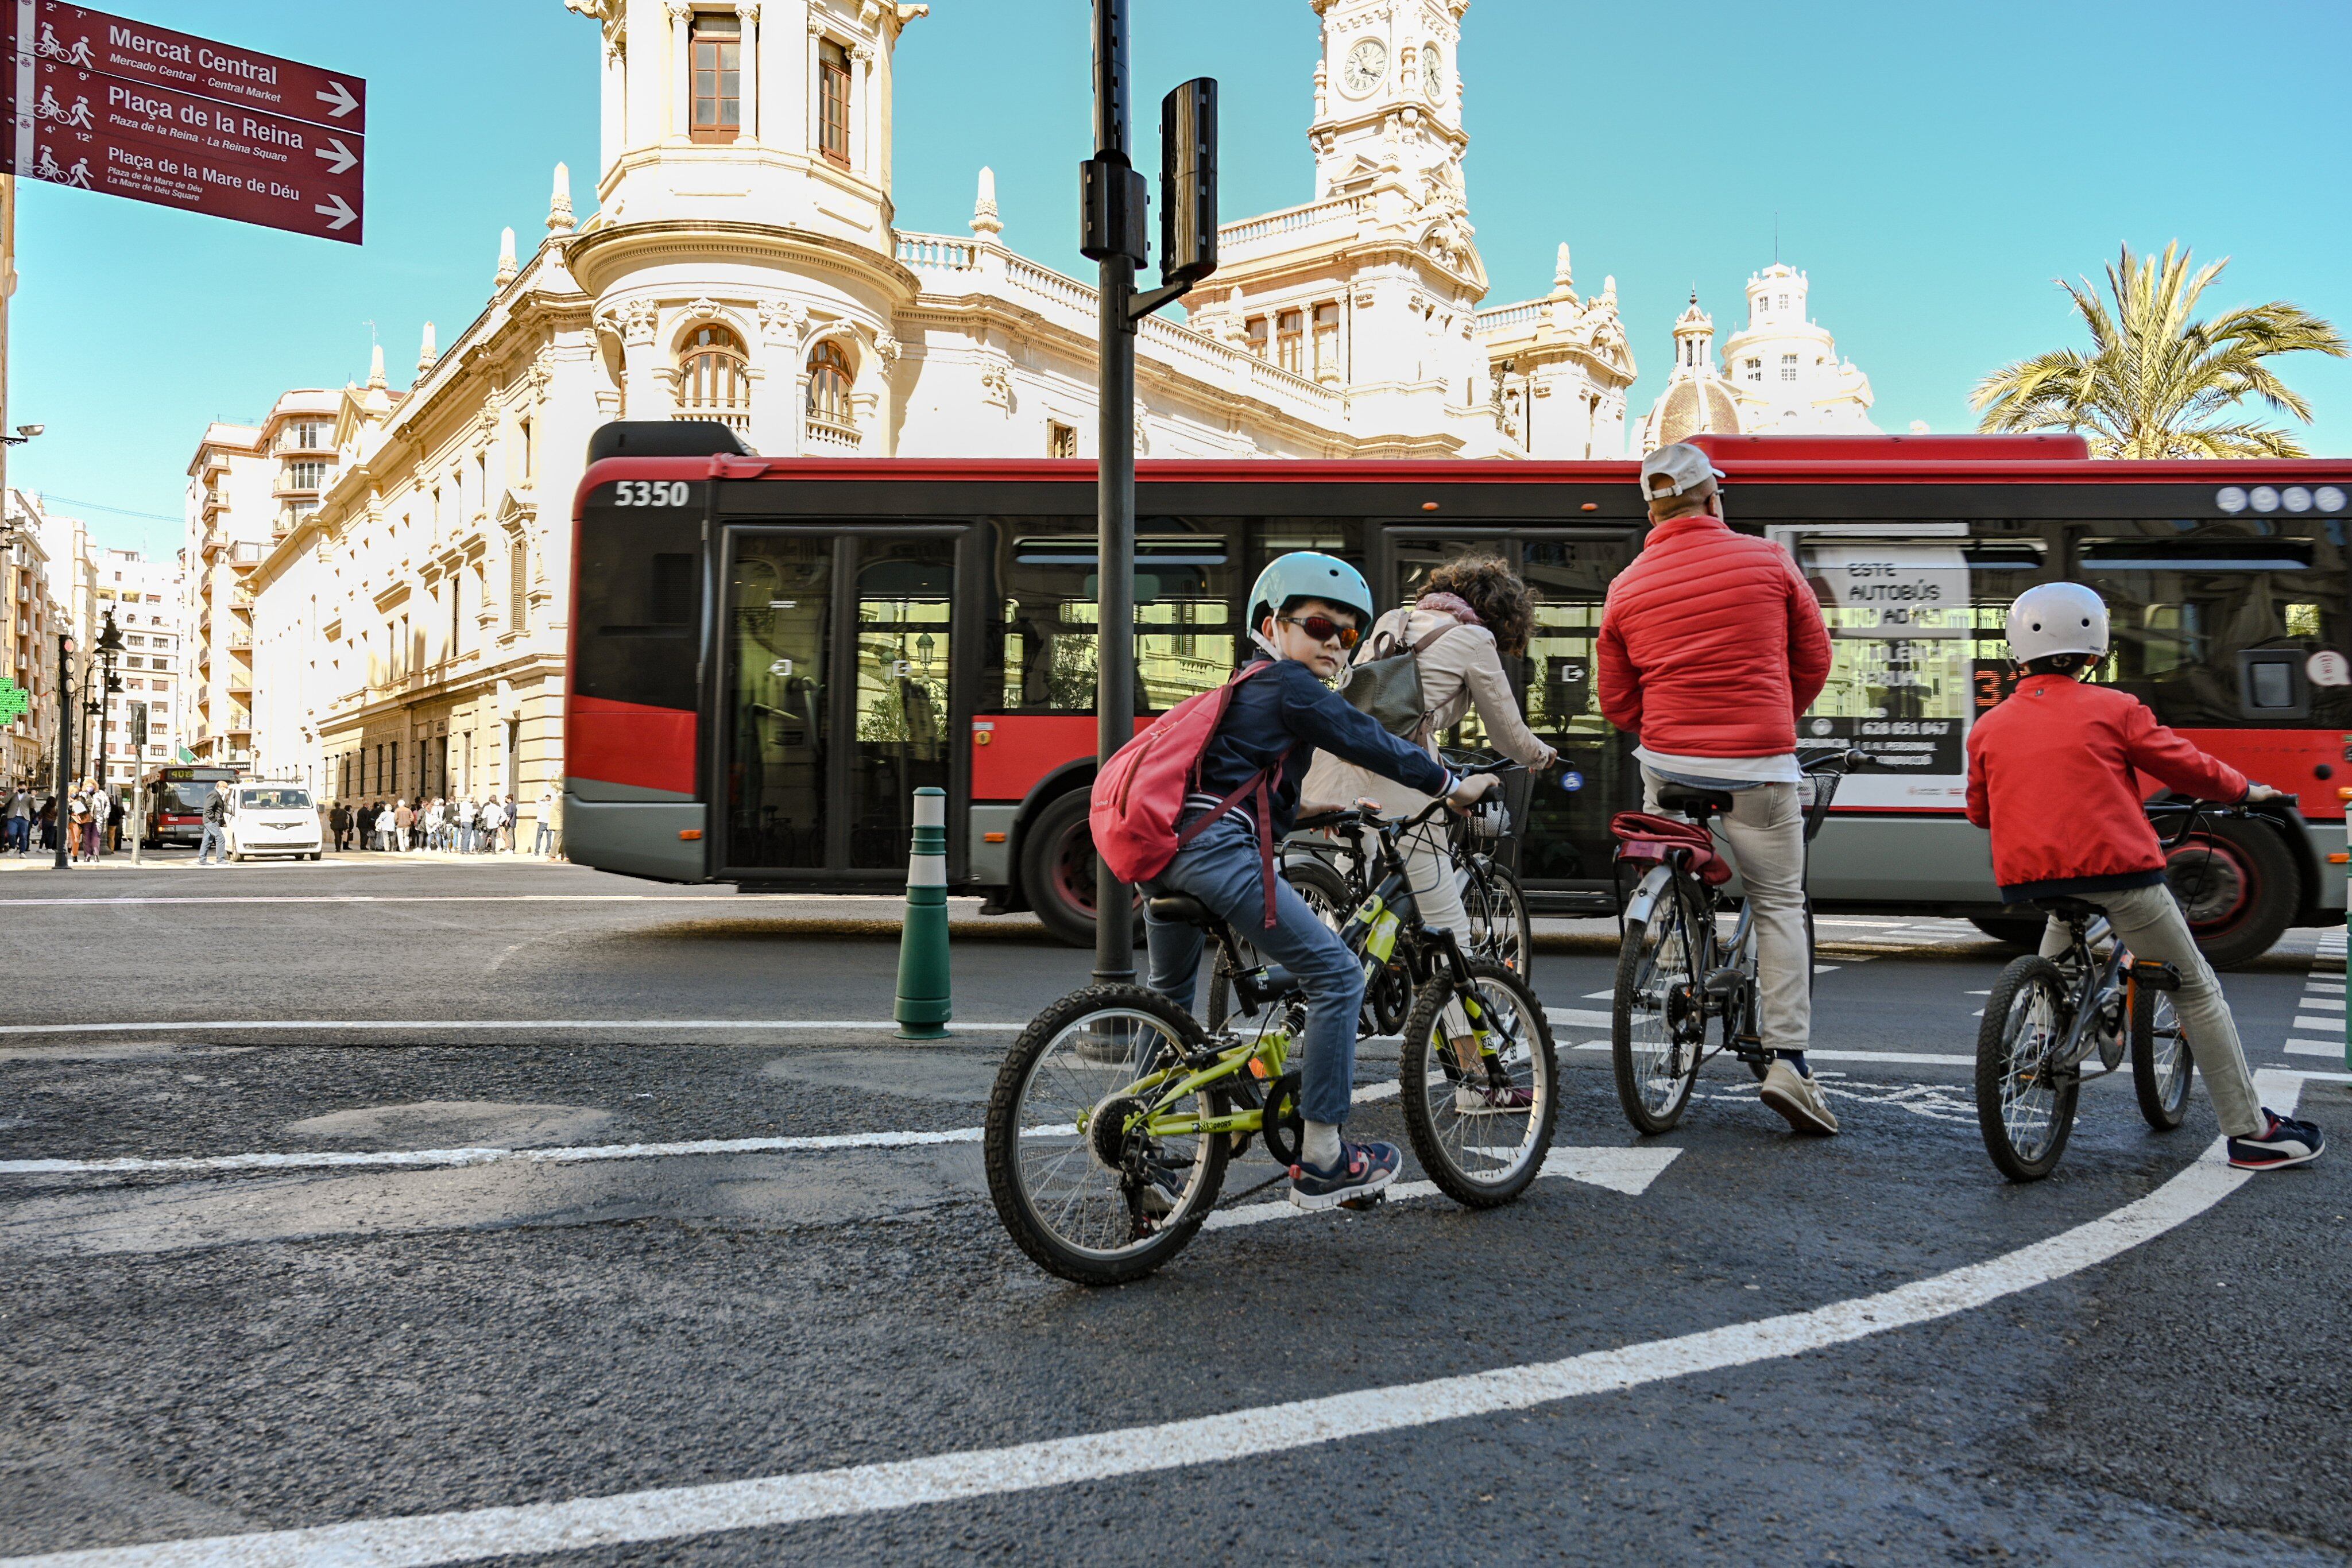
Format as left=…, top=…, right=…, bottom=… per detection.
left=1966, top=583, right=2322, bottom=1171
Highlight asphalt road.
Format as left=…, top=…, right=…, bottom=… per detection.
left=2, top=857, right=2348, bottom=1564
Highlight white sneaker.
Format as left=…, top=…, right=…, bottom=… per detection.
left=1759, top=1059, right=1839, bottom=1136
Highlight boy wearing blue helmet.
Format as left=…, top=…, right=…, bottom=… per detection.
left=1144, top=551, right=1503, bottom=1208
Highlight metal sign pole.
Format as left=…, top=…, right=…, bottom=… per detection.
left=1088, top=0, right=1139, bottom=987
left=51, top=632, right=68, bottom=870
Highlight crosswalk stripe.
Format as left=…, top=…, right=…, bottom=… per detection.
left=2284, top=1040, right=2345, bottom=1059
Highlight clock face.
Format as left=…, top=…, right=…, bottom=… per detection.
left=1342, top=37, right=1387, bottom=96
left=1422, top=42, right=1445, bottom=101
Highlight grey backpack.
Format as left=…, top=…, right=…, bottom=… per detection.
left=1339, top=613, right=1463, bottom=742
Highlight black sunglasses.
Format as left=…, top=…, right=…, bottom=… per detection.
left=1278, top=614, right=1361, bottom=649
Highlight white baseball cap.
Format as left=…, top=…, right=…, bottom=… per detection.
left=1639, top=442, right=1726, bottom=502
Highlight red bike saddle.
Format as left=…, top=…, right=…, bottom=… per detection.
left=1608, top=811, right=1732, bottom=886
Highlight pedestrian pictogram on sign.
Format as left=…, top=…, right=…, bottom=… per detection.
left=6, top=1, right=367, bottom=244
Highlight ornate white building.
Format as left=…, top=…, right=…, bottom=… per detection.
left=1638, top=261, right=1876, bottom=451
left=204, top=0, right=1643, bottom=812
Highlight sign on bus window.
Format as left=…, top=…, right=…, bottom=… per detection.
left=1796, top=542, right=1972, bottom=806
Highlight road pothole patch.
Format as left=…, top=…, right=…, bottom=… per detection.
left=282, top=1100, right=614, bottom=1148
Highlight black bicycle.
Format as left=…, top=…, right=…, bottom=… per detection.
left=1607, top=746, right=1860, bottom=1135
left=1972, top=794, right=2291, bottom=1180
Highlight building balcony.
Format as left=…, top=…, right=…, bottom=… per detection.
left=227, top=542, right=264, bottom=570
left=676, top=406, right=751, bottom=435
left=805, top=415, right=861, bottom=451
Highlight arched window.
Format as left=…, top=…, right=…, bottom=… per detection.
left=678, top=323, right=751, bottom=429
left=805, top=340, right=856, bottom=444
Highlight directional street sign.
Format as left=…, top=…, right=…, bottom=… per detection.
left=6, top=1, right=366, bottom=243
left=12, top=2, right=364, bottom=130
left=9, top=57, right=364, bottom=239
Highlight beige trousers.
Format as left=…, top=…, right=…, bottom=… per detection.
left=1642, top=767, right=1811, bottom=1053
left=2036, top=882, right=2264, bottom=1137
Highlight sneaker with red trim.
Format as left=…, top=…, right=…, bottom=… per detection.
left=1289, top=1138, right=1402, bottom=1210
left=2228, top=1110, right=2325, bottom=1171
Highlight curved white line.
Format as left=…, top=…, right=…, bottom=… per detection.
left=0, top=1073, right=2302, bottom=1568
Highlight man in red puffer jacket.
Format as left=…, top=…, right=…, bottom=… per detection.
left=1599, top=442, right=1837, bottom=1135
left=1967, top=581, right=2322, bottom=1171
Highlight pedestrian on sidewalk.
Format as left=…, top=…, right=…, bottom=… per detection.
left=5, top=785, right=29, bottom=855
left=329, top=801, right=351, bottom=852
left=427, top=797, right=446, bottom=851
left=36, top=793, right=55, bottom=853
left=503, top=794, right=520, bottom=853
left=455, top=794, right=478, bottom=854
left=533, top=787, right=556, bottom=857
left=394, top=797, right=415, bottom=852
left=89, top=785, right=112, bottom=860
left=196, top=779, right=230, bottom=866
left=104, top=784, right=123, bottom=853
left=479, top=795, right=506, bottom=855
left=68, top=784, right=92, bottom=863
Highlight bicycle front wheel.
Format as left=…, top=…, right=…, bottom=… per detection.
left=2130, top=978, right=2195, bottom=1130
left=984, top=985, right=1230, bottom=1286
left=1612, top=884, right=1705, bottom=1135
left=1974, top=957, right=2079, bottom=1181
left=1398, top=958, right=1558, bottom=1207
left=1464, top=861, right=1535, bottom=981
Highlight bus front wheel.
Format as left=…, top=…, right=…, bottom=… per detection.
left=2167, top=817, right=2297, bottom=971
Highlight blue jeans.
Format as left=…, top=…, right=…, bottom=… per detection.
left=1143, top=811, right=1365, bottom=1126
left=197, top=824, right=226, bottom=863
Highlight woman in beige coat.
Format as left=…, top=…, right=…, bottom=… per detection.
left=1303, top=556, right=1556, bottom=1102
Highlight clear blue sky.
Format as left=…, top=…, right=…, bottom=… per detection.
left=13, top=0, right=2351, bottom=560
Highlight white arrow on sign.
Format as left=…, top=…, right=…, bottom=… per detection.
left=314, top=137, right=358, bottom=175
left=314, top=193, right=357, bottom=231
left=315, top=79, right=359, bottom=119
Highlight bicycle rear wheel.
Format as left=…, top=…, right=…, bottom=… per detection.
left=984, top=985, right=1229, bottom=1286
left=1612, top=882, right=1707, bottom=1135
left=1464, top=860, right=1535, bottom=981
left=2130, top=978, right=2195, bottom=1130
left=1398, top=958, right=1558, bottom=1206
left=1974, top=957, right=2079, bottom=1181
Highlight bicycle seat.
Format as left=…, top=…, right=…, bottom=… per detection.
left=2033, top=896, right=2100, bottom=923
left=1146, top=893, right=1216, bottom=928
left=1654, top=785, right=1736, bottom=819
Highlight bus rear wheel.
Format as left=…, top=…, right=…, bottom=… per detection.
left=2167, top=817, right=2297, bottom=971
left=1021, top=789, right=1128, bottom=949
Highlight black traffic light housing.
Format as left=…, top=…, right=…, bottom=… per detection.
left=1157, top=78, right=1217, bottom=291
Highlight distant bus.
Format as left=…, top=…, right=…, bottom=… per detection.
left=561, top=424, right=2350, bottom=966
left=143, top=765, right=239, bottom=848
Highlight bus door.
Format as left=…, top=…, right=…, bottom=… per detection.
left=715, top=526, right=969, bottom=882
left=1383, top=529, right=1639, bottom=911
left=1764, top=521, right=2020, bottom=904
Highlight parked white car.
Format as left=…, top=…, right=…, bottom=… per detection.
left=226, top=783, right=323, bottom=862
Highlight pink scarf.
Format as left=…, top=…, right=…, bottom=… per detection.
left=1414, top=590, right=1484, bottom=627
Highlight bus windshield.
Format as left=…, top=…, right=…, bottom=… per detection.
left=159, top=783, right=214, bottom=814
left=239, top=788, right=312, bottom=811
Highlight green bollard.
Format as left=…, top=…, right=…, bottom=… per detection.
left=896, top=786, right=951, bottom=1040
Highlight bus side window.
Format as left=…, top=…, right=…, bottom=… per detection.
left=2238, top=650, right=2310, bottom=719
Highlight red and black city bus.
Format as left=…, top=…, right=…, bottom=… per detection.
left=143, top=765, right=240, bottom=848
left=564, top=423, right=2351, bottom=964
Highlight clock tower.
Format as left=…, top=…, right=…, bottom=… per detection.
left=1309, top=0, right=1472, bottom=256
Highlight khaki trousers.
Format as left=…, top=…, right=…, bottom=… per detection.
left=2036, top=882, right=2264, bottom=1137
left=1643, top=767, right=1811, bottom=1052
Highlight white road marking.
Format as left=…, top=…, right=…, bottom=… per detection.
left=2304, top=979, right=2345, bottom=994
left=2296, top=995, right=2344, bottom=1011
left=1571, top=1043, right=1975, bottom=1068
left=19, top=1077, right=2300, bottom=1568
left=1204, top=1147, right=1682, bottom=1230
left=1813, top=964, right=1840, bottom=974
left=1, top=1079, right=1404, bottom=1179
left=1544, top=1007, right=1612, bottom=1030
left=0, top=1019, right=1029, bottom=1039
left=2293, top=1016, right=2339, bottom=1033
left=2284, top=1040, right=2344, bottom=1059
left=1581, top=990, right=1615, bottom=1001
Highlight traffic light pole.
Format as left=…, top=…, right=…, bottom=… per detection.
left=51, top=632, right=69, bottom=870
left=1089, top=0, right=1139, bottom=987
left=1082, top=4, right=1217, bottom=988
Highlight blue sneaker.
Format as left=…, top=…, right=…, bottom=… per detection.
left=1289, top=1138, right=1402, bottom=1211
left=2228, top=1110, right=2326, bottom=1171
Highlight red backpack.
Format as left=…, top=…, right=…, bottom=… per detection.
left=1089, top=663, right=1291, bottom=928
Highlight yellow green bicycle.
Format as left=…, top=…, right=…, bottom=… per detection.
left=984, top=787, right=1558, bottom=1286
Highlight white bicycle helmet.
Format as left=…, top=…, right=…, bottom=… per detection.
left=2006, top=582, right=2109, bottom=664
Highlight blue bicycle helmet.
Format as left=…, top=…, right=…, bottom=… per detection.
left=1246, top=552, right=1376, bottom=634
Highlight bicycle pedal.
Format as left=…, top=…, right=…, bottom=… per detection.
left=2130, top=960, right=2183, bottom=993
left=1337, top=1190, right=1387, bottom=1213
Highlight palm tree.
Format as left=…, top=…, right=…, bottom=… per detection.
left=1972, top=242, right=2345, bottom=457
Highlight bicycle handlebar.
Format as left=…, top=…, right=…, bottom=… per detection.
left=2145, top=792, right=2298, bottom=849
